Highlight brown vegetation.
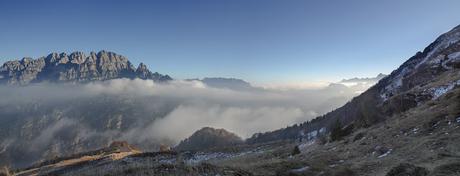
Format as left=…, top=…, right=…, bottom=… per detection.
left=0, top=167, right=11, bottom=176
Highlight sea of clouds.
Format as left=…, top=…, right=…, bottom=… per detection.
left=1, top=77, right=378, bottom=143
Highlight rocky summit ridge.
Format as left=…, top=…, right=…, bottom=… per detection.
left=0, top=50, right=172, bottom=85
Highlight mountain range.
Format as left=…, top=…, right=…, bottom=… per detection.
left=1, top=24, right=460, bottom=175
left=0, top=50, right=172, bottom=85
left=0, top=51, right=380, bottom=169
left=339, top=73, right=387, bottom=84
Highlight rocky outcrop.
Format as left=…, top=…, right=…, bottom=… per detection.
left=108, top=141, right=141, bottom=152
left=0, top=50, right=172, bottom=85
left=176, top=127, right=243, bottom=151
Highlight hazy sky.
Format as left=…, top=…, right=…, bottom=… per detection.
left=1, top=0, right=460, bottom=84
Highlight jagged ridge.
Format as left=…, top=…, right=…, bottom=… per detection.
left=0, top=50, right=172, bottom=85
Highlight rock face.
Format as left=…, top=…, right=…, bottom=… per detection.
left=176, top=127, right=243, bottom=151
left=0, top=51, right=172, bottom=85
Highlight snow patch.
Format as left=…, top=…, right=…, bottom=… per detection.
left=448, top=51, right=460, bottom=60
left=377, top=149, right=393, bottom=158
left=298, top=140, right=316, bottom=150
left=290, top=166, right=310, bottom=173
left=158, top=158, right=176, bottom=164
left=185, top=148, right=265, bottom=164
left=307, top=130, right=318, bottom=140
left=412, top=128, right=419, bottom=134
left=300, top=127, right=326, bottom=141
left=186, top=152, right=232, bottom=164
left=430, top=80, right=460, bottom=99
left=319, top=127, right=326, bottom=133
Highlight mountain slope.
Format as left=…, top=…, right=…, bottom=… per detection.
left=10, top=88, right=460, bottom=175
left=247, top=24, right=460, bottom=144
left=0, top=50, right=172, bottom=85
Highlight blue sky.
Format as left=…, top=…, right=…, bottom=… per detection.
left=1, top=0, right=460, bottom=85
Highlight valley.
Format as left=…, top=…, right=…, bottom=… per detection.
left=1, top=2, right=460, bottom=175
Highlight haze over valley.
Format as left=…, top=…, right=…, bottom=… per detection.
left=0, top=52, right=384, bottom=167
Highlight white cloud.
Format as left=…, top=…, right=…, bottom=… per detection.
left=256, top=81, right=331, bottom=90
left=146, top=104, right=306, bottom=141
left=0, top=77, right=379, bottom=145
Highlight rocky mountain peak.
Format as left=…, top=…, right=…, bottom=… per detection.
left=376, top=73, right=386, bottom=79
left=176, top=127, right=243, bottom=151
left=137, top=62, right=148, bottom=72
left=69, top=51, right=86, bottom=64
left=0, top=51, right=172, bottom=85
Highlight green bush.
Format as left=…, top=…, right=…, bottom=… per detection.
left=385, top=163, right=428, bottom=176
left=430, top=162, right=460, bottom=176
left=291, top=146, right=301, bottom=155
left=330, top=120, right=354, bottom=141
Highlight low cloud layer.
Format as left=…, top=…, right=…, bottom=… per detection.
left=82, top=79, right=319, bottom=140
left=0, top=77, right=380, bottom=146
left=0, top=77, right=383, bottom=167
